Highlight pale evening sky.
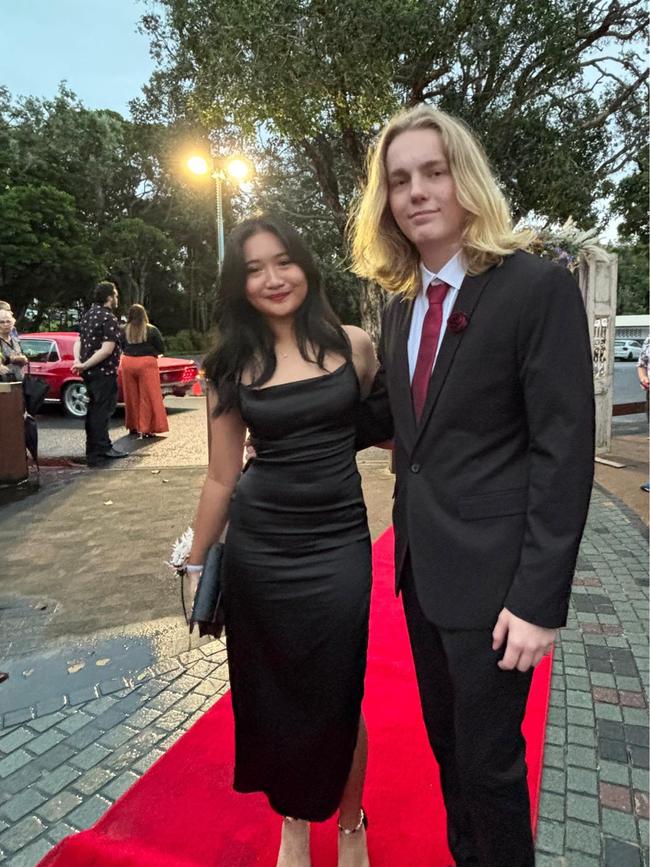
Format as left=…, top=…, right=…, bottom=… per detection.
left=0, top=0, right=155, bottom=115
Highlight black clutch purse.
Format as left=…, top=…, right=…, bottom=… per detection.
left=182, top=542, right=226, bottom=639
left=23, top=373, right=49, bottom=416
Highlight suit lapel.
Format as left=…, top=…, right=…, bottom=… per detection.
left=413, top=266, right=496, bottom=448
left=391, top=295, right=417, bottom=448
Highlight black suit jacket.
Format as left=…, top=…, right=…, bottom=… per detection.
left=358, top=250, right=595, bottom=629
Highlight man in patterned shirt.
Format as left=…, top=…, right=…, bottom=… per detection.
left=73, top=281, right=128, bottom=467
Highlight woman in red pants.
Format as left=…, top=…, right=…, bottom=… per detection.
left=121, top=304, right=169, bottom=436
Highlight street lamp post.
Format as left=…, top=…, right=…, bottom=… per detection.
left=214, top=171, right=225, bottom=270
left=186, top=151, right=254, bottom=450
left=187, top=153, right=253, bottom=272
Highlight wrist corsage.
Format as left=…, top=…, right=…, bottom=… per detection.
left=167, top=527, right=194, bottom=575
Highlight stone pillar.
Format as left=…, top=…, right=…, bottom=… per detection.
left=579, top=248, right=618, bottom=454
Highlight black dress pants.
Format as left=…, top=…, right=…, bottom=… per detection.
left=401, top=564, right=535, bottom=867
left=84, top=373, right=117, bottom=459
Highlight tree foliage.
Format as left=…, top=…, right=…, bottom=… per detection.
left=615, top=243, right=648, bottom=315
left=0, top=183, right=103, bottom=319
left=0, top=86, right=220, bottom=331
left=612, top=148, right=648, bottom=247
left=136, top=0, right=647, bottom=329
left=136, top=0, right=648, bottom=222
left=610, top=148, right=648, bottom=315
left=99, top=217, right=178, bottom=309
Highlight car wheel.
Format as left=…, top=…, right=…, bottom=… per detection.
left=628, top=352, right=633, bottom=361
left=62, top=382, right=89, bottom=418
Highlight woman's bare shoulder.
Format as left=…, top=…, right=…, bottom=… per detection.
left=341, top=324, right=374, bottom=351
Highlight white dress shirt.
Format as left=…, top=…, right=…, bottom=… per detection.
left=407, top=252, right=467, bottom=382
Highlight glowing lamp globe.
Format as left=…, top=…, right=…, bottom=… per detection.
left=187, top=156, right=209, bottom=175
left=226, top=158, right=252, bottom=182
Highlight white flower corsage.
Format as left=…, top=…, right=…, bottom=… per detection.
left=166, top=527, right=194, bottom=574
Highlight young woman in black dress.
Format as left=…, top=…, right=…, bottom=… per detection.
left=187, top=215, right=377, bottom=867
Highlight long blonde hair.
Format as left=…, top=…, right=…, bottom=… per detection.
left=125, top=304, right=149, bottom=344
left=348, top=105, right=534, bottom=296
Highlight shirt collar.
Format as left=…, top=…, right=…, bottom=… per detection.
left=419, top=251, right=466, bottom=297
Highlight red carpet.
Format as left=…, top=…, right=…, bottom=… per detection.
left=40, top=528, right=552, bottom=866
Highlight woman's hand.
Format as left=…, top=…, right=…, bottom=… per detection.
left=189, top=571, right=201, bottom=597
left=184, top=564, right=204, bottom=598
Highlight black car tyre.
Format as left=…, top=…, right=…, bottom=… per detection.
left=628, top=352, right=633, bottom=361
left=62, top=381, right=89, bottom=418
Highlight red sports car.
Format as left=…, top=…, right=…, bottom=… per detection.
left=19, top=332, right=200, bottom=418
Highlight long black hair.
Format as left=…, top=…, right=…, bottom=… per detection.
left=203, top=214, right=351, bottom=415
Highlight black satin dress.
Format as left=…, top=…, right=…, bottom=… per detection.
left=222, top=361, right=371, bottom=821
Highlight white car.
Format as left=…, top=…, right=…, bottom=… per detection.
left=614, top=339, right=643, bottom=361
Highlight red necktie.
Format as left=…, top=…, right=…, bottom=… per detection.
left=411, top=279, right=449, bottom=420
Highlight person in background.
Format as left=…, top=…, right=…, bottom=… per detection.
left=121, top=304, right=169, bottom=438
left=0, top=302, right=28, bottom=684
left=351, top=104, right=594, bottom=866
left=637, top=335, right=650, bottom=493
left=0, top=301, right=19, bottom=340
left=72, top=281, right=127, bottom=467
left=0, top=307, right=27, bottom=381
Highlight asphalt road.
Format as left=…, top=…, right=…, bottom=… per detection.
left=614, top=359, right=645, bottom=403
left=611, top=362, right=647, bottom=436
left=37, top=395, right=209, bottom=466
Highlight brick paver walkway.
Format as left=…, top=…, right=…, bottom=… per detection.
left=0, top=485, right=647, bottom=866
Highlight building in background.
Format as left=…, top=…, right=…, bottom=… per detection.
left=615, top=315, right=650, bottom=341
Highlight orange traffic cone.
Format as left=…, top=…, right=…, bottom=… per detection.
left=191, top=379, right=203, bottom=396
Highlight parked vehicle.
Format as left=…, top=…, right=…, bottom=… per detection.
left=614, top=339, right=643, bottom=362
left=19, top=332, right=199, bottom=418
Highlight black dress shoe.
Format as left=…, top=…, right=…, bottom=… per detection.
left=103, top=447, right=128, bottom=459
left=86, top=456, right=106, bottom=467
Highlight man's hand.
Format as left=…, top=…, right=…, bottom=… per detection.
left=492, top=607, right=555, bottom=672
left=244, top=434, right=256, bottom=462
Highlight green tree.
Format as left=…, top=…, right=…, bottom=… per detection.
left=4, top=86, right=140, bottom=227
left=611, top=149, right=648, bottom=247
left=615, top=245, right=649, bottom=315
left=0, top=184, right=102, bottom=322
left=610, top=148, right=648, bottom=316
left=98, top=217, right=179, bottom=312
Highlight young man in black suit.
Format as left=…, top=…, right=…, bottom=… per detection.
left=351, top=106, right=595, bottom=865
